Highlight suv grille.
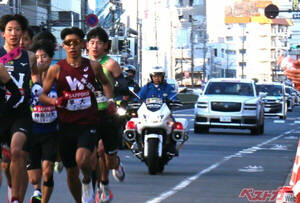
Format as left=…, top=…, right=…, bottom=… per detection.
left=211, top=102, right=241, bottom=112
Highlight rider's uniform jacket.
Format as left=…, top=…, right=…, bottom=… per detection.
left=138, top=81, right=178, bottom=101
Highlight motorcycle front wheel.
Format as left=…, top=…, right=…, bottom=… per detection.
left=146, top=138, right=161, bottom=175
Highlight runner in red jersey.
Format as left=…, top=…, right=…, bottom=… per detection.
left=39, top=27, right=113, bottom=203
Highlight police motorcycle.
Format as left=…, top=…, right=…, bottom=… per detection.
left=124, top=92, right=189, bottom=174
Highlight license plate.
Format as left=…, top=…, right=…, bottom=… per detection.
left=220, top=116, right=231, bottom=122
left=264, top=107, right=270, bottom=112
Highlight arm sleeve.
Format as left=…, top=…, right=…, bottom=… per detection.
left=0, top=79, right=21, bottom=116
left=167, top=85, right=179, bottom=101
left=114, top=74, right=129, bottom=96
left=138, top=85, right=147, bottom=101
left=5, top=79, right=21, bottom=108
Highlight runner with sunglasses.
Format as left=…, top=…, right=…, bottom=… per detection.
left=39, top=27, right=113, bottom=203
left=0, top=14, right=39, bottom=203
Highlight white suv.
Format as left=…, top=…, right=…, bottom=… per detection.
left=256, top=82, right=287, bottom=119
left=194, top=78, right=265, bottom=135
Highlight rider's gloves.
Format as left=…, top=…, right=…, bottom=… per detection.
left=107, top=98, right=117, bottom=114
left=55, top=91, right=70, bottom=108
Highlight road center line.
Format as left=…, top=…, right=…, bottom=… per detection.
left=146, top=129, right=297, bottom=203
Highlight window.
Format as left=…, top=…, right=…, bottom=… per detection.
left=214, top=49, right=218, bottom=57
left=176, top=0, right=184, bottom=6
left=226, top=36, right=233, bottom=41
left=193, top=0, right=203, bottom=5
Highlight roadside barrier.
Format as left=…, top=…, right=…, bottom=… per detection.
left=290, top=140, right=300, bottom=186
left=276, top=140, right=300, bottom=203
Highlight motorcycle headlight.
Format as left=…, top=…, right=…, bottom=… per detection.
left=117, top=108, right=127, bottom=116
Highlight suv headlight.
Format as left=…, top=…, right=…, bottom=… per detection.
left=244, top=103, right=257, bottom=110
left=196, top=102, right=208, bottom=108
left=276, top=99, right=283, bottom=103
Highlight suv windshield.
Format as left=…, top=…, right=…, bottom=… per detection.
left=205, top=82, right=254, bottom=96
left=256, top=85, right=283, bottom=96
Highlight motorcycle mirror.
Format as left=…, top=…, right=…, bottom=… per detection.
left=128, top=87, right=141, bottom=100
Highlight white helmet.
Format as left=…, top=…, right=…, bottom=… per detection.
left=149, top=66, right=165, bottom=80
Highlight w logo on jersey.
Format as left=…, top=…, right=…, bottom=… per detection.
left=66, top=76, right=85, bottom=91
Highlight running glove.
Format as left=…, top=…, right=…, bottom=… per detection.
left=107, top=99, right=117, bottom=114
left=55, top=91, right=70, bottom=108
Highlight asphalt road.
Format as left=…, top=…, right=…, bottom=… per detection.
left=1, top=106, right=300, bottom=203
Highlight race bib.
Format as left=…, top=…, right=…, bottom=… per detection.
left=5, top=88, right=24, bottom=108
left=94, top=91, right=108, bottom=110
left=32, top=105, right=57, bottom=123
left=65, top=90, right=92, bottom=111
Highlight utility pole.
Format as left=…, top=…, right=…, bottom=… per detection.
left=241, top=23, right=246, bottom=79
left=81, top=0, right=87, bottom=33
left=154, top=0, right=159, bottom=64
left=181, top=46, right=183, bottom=84
left=189, top=15, right=194, bottom=87
left=226, top=44, right=229, bottom=78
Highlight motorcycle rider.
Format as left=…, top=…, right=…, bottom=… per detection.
left=138, top=66, right=179, bottom=155
left=123, top=65, right=140, bottom=102
left=138, top=66, right=178, bottom=102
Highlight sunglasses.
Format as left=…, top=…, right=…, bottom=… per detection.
left=63, top=39, right=82, bottom=46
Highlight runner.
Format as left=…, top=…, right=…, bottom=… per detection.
left=39, top=27, right=113, bottom=203
left=86, top=26, right=126, bottom=203
left=20, top=26, right=33, bottom=50
left=1, top=25, right=34, bottom=203
left=0, top=14, right=39, bottom=203
left=0, top=63, right=22, bottom=201
left=27, top=37, right=58, bottom=203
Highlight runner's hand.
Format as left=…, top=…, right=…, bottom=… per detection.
left=107, top=99, right=117, bottom=114
left=55, top=91, right=70, bottom=108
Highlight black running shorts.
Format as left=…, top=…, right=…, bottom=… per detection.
left=26, top=132, right=58, bottom=170
left=0, top=112, right=32, bottom=152
left=97, top=111, right=120, bottom=154
left=58, top=123, right=97, bottom=168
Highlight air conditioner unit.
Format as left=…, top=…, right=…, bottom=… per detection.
left=0, top=0, right=9, bottom=4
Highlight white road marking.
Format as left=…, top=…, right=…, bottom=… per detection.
left=295, top=121, right=300, bottom=124
left=285, top=136, right=298, bottom=139
left=238, top=165, right=264, bottom=173
left=269, top=144, right=288, bottom=150
left=274, top=120, right=285, bottom=123
left=146, top=128, right=296, bottom=203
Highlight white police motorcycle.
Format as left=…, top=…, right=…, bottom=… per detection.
left=124, top=97, right=189, bottom=174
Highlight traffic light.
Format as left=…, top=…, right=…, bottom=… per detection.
left=291, top=44, right=300, bottom=49
left=147, top=46, right=158, bottom=51
left=264, top=4, right=279, bottom=19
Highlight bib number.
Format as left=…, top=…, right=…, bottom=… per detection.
left=95, top=90, right=108, bottom=110
left=32, top=105, right=57, bottom=123
left=65, top=90, right=92, bottom=111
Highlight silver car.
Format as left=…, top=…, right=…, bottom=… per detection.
left=256, top=82, right=287, bottom=119
left=194, top=78, right=264, bottom=135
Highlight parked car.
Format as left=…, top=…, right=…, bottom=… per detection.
left=285, top=86, right=296, bottom=111
left=256, top=82, right=287, bottom=119
left=194, top=78, right=265, bottom=135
